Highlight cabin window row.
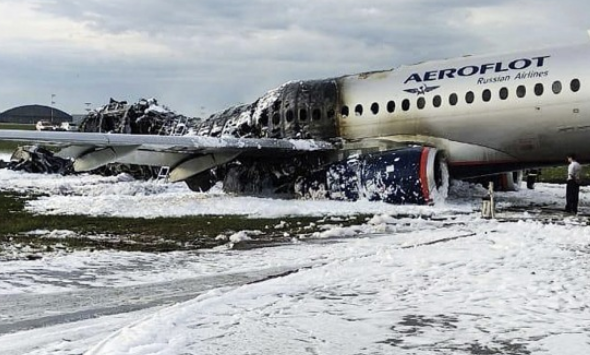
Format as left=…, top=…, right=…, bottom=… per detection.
left=341, top=79, right=581, bottom=117
left=259, top=107, right=336, bottom=126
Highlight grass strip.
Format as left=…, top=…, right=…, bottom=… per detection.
left=0, top=192, right=371, bottom=252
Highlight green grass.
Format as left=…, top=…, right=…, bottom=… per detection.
left=0, top=191, right=372, bottom=252
left=0, top=123, right=35, bottom=130
left=537, top=166, right=568, bottom=184
left=0, top=123, right=35, bottom=152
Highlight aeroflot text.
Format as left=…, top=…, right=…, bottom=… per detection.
left=404, top=56, right=550, bottom=84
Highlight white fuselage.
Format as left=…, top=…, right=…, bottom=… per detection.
left=336, top=43, right=590, bottom=172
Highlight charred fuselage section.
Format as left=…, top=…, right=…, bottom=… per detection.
left=192, top=79, right=341, bottom=140
left=183, top=79, right=344, bottom=197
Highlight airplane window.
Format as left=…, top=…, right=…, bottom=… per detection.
left=387, top=100, right=395, bottom=113
left=260, top=109, right=269, bottom=125
left=499, top=87, right=509, bottom=100
left=517, top=85, right=526, bottom=98
left=433, top=95, right=442, bottom=108
left=355, top=104, right=363, bottom=116
left=371, top=102, right=379, bottom=115
left=571, top=79, right=581, bottom=92
left=327, top=108, right=335, bottom=119
left=312, top=108, right=322, bottom=121
left=299, top=108, right=308, bottom=121
left=482, top=89, right=491, bottom=102
left=534, top=83, right=544, bottom=96
left=272, top=113, right=280, bottom=125
left=465, top=91, right=475, bottom=104
left=449, top=93, right=458, bottom=106
left=417, top=97, right=426, bottom=110
left=402, top=99, right=410, bottom=111
left=341, top=106, right=349, bottom=117
left=286, top=110, right=294, bottom=122
left=552, top=81, right=562, bottom=94
left=273, top=100, right=282, bottom=111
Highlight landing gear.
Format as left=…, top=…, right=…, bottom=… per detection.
left=525, top=169, right=540, bottom=190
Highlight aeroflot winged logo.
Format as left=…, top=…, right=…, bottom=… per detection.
left=404, top=55, right=551, bottom=84
left=403, top=84, right=440, bottom=95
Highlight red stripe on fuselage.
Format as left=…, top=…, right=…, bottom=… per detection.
left=419, top=148, right=430, bottom=202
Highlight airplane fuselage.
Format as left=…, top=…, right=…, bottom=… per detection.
left=3, top=42, right=590, bottom=203
left=335, top=43, right=590, bottom=176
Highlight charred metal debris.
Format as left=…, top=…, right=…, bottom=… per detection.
left=2, top=80, right=343, bottom=184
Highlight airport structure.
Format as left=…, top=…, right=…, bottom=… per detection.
left=0, top=105, right=72, bottom=124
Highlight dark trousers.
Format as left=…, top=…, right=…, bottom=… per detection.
left=566, top=180, right=580, bottom=214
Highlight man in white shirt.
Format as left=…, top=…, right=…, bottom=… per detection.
left=565, top=153, right=582, bottom=214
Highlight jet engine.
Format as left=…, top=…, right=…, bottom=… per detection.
left=296, top=147, right=449, bottom=204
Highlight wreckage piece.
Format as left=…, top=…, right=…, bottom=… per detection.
left=79, top=98, right=199, bottom=136
left=2, top=98, right=203, bottom=178
left=5, top=146, right=73, bottom=175
left=69, top=98, right=201, bottom=179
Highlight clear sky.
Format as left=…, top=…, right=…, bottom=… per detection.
left=1, top=0, right=589, bottom=117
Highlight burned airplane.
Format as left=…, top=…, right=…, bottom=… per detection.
left=2, top=43, right=589, bottom=204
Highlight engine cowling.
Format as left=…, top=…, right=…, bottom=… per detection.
left=296, top=147, right=449, bottom=205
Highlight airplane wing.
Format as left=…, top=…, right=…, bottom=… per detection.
left=0, top=130, right=335, bottom=182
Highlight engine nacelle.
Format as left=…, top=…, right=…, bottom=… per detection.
left=296, top=147, right=449, bottom=204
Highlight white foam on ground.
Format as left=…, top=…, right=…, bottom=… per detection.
left=1, top=160, right=589, bottom=354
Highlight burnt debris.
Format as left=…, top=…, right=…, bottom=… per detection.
left=3, top=78, right=343, bottom=194
left=79, top=98, right=199, bottom=136
left=3, top=98, right=199, bottom=178
left=2, top=146, right=73, bottom=175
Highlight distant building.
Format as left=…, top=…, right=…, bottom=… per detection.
left=0, top=105, right=72, bottom=124
left=71, top=114, right=87, bottom=124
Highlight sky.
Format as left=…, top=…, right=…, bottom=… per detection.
left=1, top=0, right=589, bottom=117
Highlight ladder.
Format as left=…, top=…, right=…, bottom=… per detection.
left=156, top=166, right=170, bottom=181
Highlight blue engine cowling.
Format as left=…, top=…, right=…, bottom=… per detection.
left=296, top=147, right=448, bottom=204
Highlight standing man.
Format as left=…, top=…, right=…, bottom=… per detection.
left=565, top=153, right=582, bottom=214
